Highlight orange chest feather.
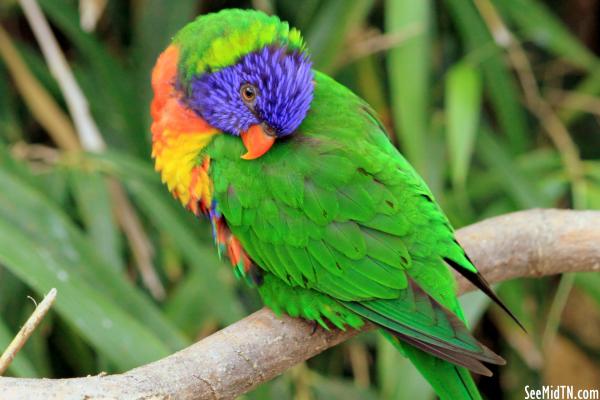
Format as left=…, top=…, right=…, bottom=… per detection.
left=150, top=45, right=219, bottom=215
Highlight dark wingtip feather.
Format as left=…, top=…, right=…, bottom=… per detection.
left=480, top=344, right=506, bottom=366
left=444, top=257, right=527, bottom=333
left=390, top=329, right=494, bottom=376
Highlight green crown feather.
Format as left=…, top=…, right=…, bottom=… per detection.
left=174, top=9, right=306, bottom=85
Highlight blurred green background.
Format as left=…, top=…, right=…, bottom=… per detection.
left=0, top=0, right=599, bottom=398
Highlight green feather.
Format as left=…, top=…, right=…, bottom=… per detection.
left=278, top=205, right=312, bottom=247
left=241, top=205, right=256, bottom=226
left=307, top=154, right=356, bottom=190
left=361, top=213, right=410, bottom=236
left=323, top=221, right=366, bottom=260
left=361, top=226, right=411, bottom=268
left=306, top=239, right=342, bottom=276
left=247, top=230, right=288, bottom=283
left=273, top=243, right=304, bottom=287
left=303, top=181, right=338, bottom=225
left=317, top=273, right=376, bottom=300
left=330, top=250, right=407, bottom=291
left=266, top=168, right=304, bottom=208
left=402, top=345, right=483, bottom=400
left=335, top=178, right=377, bottom=221
left=222, top=185, right=243, bottom=226
left=284, top=245, right=316, bottom=284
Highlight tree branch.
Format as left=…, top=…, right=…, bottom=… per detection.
left=1, top=209, right=599, bottom=399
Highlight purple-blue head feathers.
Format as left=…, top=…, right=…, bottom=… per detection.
left=187, top=46, right=314, bottom=138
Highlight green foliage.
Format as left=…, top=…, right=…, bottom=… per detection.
left=446, top=61, right=482, bottom=188
left=385, top=0, right=432, bottom=177
left=0, top=0, right=598, bottom=398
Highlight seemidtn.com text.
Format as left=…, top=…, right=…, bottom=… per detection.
left=524, top=385, right=599, bottom=400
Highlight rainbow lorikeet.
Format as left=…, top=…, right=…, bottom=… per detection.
left=151, top=9, right=519, bottom=399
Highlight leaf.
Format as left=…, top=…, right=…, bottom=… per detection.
left=87, top=150, right=160, bottom=183
left=51, top=318, right=97, bottom=374
left=459, top=291, right=491, bottom=327
left=560, top=69, right=600, bottom=126
left=354, top=56, right=389, bottom=124
left=477, top=129, right=547, bottom=208
left=305, top=0, right=374, bottom=72
left=494, top=0, right=598, bottom=71
left=385, top=0, right=432, bottom=176
left=69, top=170, right=124, bottom=271
left=35, top=168, right=70, bottom=208
left=574, top=272, right=600, bottom=308
left=445, top=0, right=529, bottom=154
left=0, top=143, right=35, bottom=185
left=0, top=167, right=188, bottom=353
left=445, top=61, right=483, bottom=186
left=0, top=222, right=171, bottom=370
left=310, top=374, right=380, bottom=400
left=164, top=263, right=245, bottom=335
left=377, top=336, right=434, bottom=400
left=0, top=63, right=22, bottom=142
left=497, top=279, right=536, bottom=333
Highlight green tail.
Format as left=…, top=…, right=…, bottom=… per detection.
left=401, top=343, right=482, bottom=400
left=380, top=329, right=483, bottom=399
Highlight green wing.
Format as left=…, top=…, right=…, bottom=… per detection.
left=207, top=71, right=508, bottom=373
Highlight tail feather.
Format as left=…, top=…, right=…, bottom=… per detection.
left=342, top=278, right=505, bottom=376
left=399, top=340, right=483, bottom=400
left=389, top=329, right=493, bottom=377
left=444, top=256, right=526, bottom=332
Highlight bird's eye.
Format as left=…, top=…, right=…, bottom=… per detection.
left=240, top=83, right=257, bottom=103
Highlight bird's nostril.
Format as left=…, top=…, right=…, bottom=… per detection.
left=263, top=123, right=277, bottom=137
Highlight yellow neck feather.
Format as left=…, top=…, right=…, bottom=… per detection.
left=152, top=129, right=218, bottom=210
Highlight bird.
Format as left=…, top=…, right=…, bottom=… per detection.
left=151, top=8, right=520, bottom=399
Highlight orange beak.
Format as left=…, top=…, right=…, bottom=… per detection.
left=240, top=124, right=276, bottom=160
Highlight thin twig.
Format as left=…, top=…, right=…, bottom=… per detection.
left=474, top=0, right=586, bottom=210
left=0, top=288, right=57, bottom=376
left=333, top=23, right=422, bottom=70
left=251, top=0, right=274, bottom=15
left=9, top=142, right=61, bottom=173
left=546, top=88, right=600, bottom=118
left=0, top=26, right=80, bottom=151
left=79, top=0, right=108, bottom=33
left=542, top=272, right=576, bottom=350
left=19, top=0, right=105, bottom=151
left=108, top=180, right=165, bottom=300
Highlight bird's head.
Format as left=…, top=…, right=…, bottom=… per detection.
left=151, top=9, right=314, bottom=210
left=184, top=34, right=314, bottom=159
